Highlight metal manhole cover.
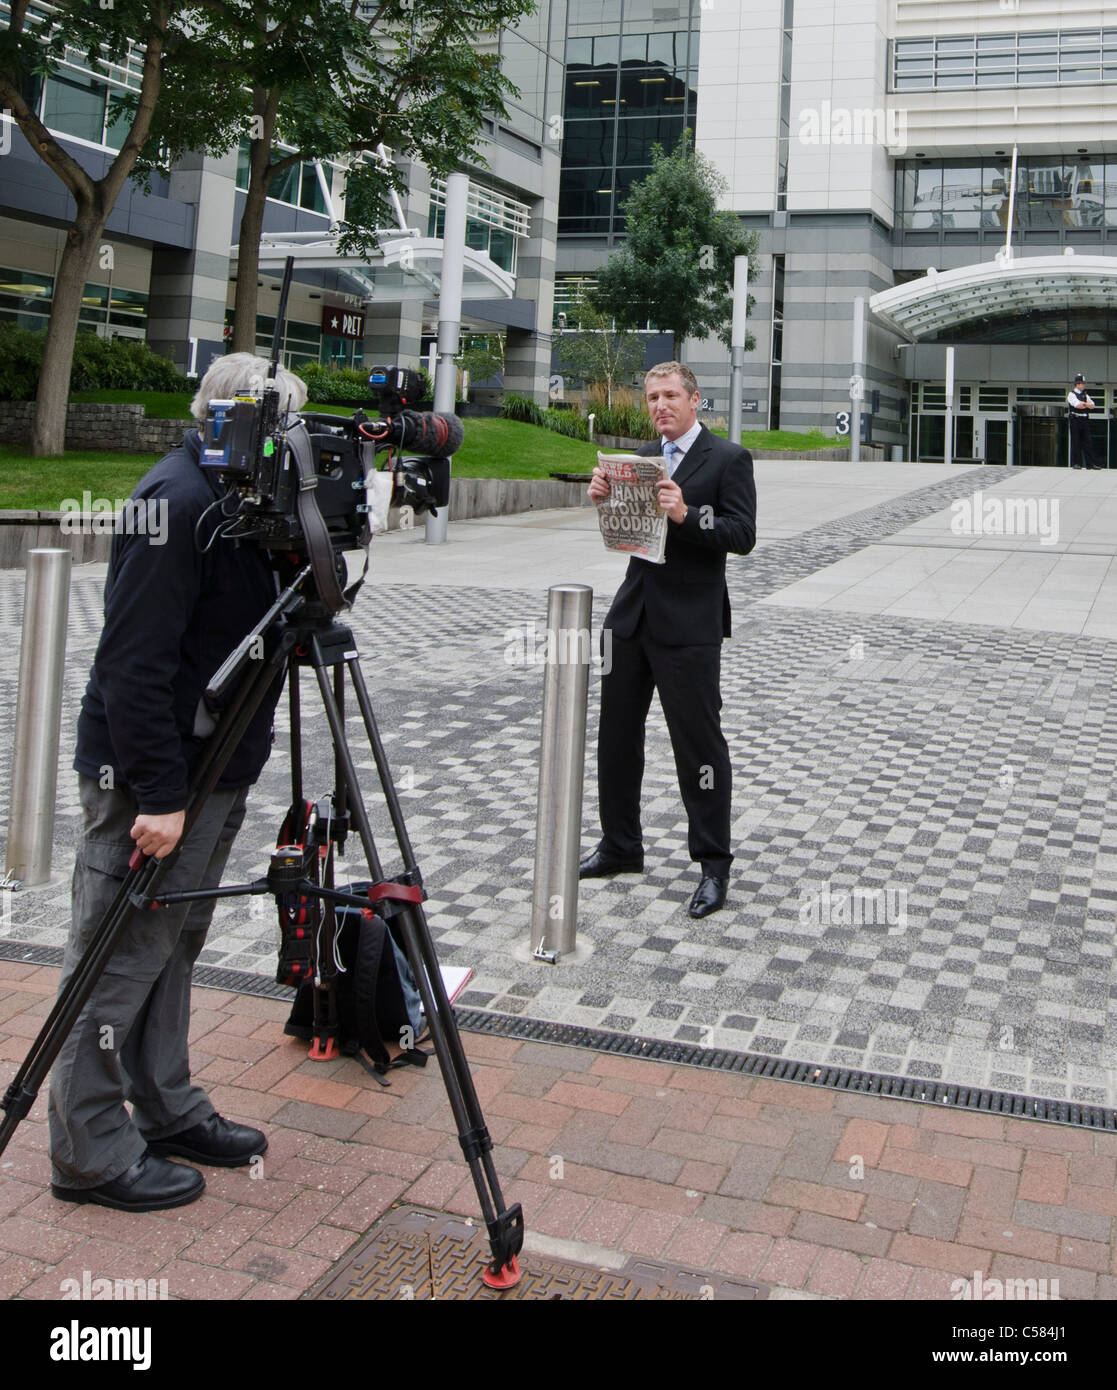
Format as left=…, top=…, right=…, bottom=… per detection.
left=306, top=1207, right=766, bottom=1301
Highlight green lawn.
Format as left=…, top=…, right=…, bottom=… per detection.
left=1, top=408, right=845, bottom=509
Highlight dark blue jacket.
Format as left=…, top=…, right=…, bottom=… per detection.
left=74, top=430, right=281, bottom=813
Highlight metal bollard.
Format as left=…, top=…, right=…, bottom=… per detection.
left=7, top=550, right=71, bottom=886
left=530, top=584, right=592, bottom=962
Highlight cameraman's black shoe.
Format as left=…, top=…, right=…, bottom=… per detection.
left=148, top=1113, right=267, bottom=1168
left=579, top=848, right=644, bottom=879
left=52, top=1151, right=204, bottom=1212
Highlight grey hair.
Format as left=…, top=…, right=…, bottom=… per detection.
left=190, top=352, right=309, bottom=423
left=645, top=360, right=699, bottom=396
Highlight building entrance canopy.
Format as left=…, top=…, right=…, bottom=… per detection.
left=231, top=229, right=515, bottom=306
left=870, top=253, right=1117, bottom=343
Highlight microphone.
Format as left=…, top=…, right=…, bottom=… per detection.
left=397, top=410, right=465, bottom=456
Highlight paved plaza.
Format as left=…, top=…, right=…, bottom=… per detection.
left=4, top=460, right=1117, bottom=1103
left=2, top=458, right=1117, bottom=1303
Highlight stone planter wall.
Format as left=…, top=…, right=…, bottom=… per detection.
left=0, top=401, right=187, bottom=454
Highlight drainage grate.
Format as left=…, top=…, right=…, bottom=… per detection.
left=306, top=1206, right=765, bottom=1300
left=452, top=1009, right=1117, bottom=1134
left=4, top=940, right=1114, bottom=1133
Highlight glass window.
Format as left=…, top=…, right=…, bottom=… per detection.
left=269, top=162, right=299, bottom=205
left=107, top=287, right=148, bottom=328
left=897, top=39, right=934, bottom=56
left=236, top=142, right=251, bottom=191
left=977, top=34, right=1016, bottom=52
left=1105, top=158, right=1117, bottom=226
left=647, top=32, right=682, bottom=68
left=1067, top=162, right=1104, bottom=226
left=79, top=283, right=109, bottom=330
left=43, top=71, right=107, bottom=144
left=565, top=38, right=592, bottom=66
left=1060, top=63, right=1101, bottom=82
left=905, top=165, right=942, bottom=229
left=621, top=33, right=647, bottom=64
left=563, top=120, right=615, bottom=166
left=501, top=31, right=548, bottom=124
left=1019, top=32, right=1059, bottom=50
left=0, top=267, right=53, bottom=329
left=941, top=165, right=983, bottom=228
left=936, top=37, right=974, bottom=53
left=592, top=34, right=620, bottom=66
left=565, top=68, right=618, bottom=111
left=104, top=92, right=131, bottom=151
left=299, top=163, right=328, bottom=215
left=616, top=115, right=683, bottom=165
left=1060, top=29, right=1098, bottom=49
left=488, top=228, right=516, bottom=273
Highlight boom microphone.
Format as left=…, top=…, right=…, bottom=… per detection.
left=398, top=410, right=465, bottom=456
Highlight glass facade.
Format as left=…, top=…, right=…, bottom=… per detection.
left=892, top=28, right=1117, bottom=90
left=235, top=148, right=333, bottom=215
left=560, top=2, right=700, bottom=237
left=0, top=266, right=147, bottom=337
left=896, top=156, right=1117, bottom=246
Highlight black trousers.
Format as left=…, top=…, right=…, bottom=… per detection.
left=1070, top=417, right=1100, bottom=468
left=597, top=618, right=732, bottom=876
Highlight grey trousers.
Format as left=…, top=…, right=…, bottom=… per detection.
left=48, top=775, right=249, bottom=1189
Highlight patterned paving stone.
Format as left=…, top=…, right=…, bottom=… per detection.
left=4, top=464, right=1117, bottom=1102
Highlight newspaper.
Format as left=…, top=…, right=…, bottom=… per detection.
left=594, top=451, right=669, bottom=565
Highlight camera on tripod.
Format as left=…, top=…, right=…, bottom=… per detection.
left=199, top=362, right=462, bottom=554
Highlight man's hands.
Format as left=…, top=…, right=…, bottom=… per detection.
left=588, top=466, right=610, bottom=502
left=655, top=478, right=688, bottom=524
left=131, top=810, right=185, bottom=860
left=587, top=467, right=688, bottom=523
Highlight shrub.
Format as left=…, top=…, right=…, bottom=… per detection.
left=542, top=407, right=588, bottom=440
left=296, top=362, right=432, bottom=405
left=591, top=385, right=656, bottom=440
left=501, top=392, right=546, bottom=426
left=0, top=324, right=187, bottom=400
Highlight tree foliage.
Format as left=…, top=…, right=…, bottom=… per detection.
left=590, top=131, right=760, bottom=357
left=555, top=296, right=645, bottom=408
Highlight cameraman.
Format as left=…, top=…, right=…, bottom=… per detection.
left=49, top=353, right=307, bottom=1212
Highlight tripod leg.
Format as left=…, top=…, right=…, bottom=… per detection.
left=307, top=643, right=523, bottom=1285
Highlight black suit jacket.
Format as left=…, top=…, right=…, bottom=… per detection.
left=603, top=425, right=756, bottom=646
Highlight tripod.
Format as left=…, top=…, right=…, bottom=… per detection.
left=0, top=564, right=524, bottom=1289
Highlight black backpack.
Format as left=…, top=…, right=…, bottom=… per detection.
left=283, top=891, right=429, bottom=1080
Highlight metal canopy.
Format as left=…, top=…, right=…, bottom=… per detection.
left=870, top=253, right=1117, bottom=342
left=231, top=230, right=515, bottom=306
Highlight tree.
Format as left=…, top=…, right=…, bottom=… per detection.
left=166, top=0, right=537, bottom=353
left=456, top=333, right=505, bottom=391
left=555, top=295, right=645, bottom=407
left=0, top=2, right=238, bottom=455
left=591, top=131, right=760, bottom=360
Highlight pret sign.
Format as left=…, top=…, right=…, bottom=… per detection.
left=322, top=307, right=366, bottom=340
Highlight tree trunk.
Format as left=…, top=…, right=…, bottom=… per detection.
left=233, top=88, right=282, bottom=354
left=31, top=209, right=106, bottom=456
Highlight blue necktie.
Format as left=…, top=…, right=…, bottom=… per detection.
left=663, top=441, right=680, bottom=477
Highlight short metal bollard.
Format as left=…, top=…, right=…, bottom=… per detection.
left=530, top=584, right=593, bottom=962
left=7, top=549, right=72, bottom=887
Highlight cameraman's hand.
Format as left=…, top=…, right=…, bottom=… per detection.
left=588, top=466, right=611, bottom=502
left=131, top=811, right=185, bottom=860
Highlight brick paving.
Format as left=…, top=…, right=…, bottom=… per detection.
left=2, top=960, right=1116, bottom=1301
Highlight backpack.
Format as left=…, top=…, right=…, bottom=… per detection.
left=283, top=888, right=428, bottom=1080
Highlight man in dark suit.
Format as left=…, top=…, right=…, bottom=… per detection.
left=580, top=361, right=756, bottom=918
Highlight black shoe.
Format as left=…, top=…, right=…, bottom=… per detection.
left=52, top=1151, right=205, bottom=1212
left=1072, top=464, right=1082, bottom=469
left=578, top=848, right=644, bottom=879
left=147, top=1113, right=267, bottom=1168
left=688, top=875, right=729, bottom=919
